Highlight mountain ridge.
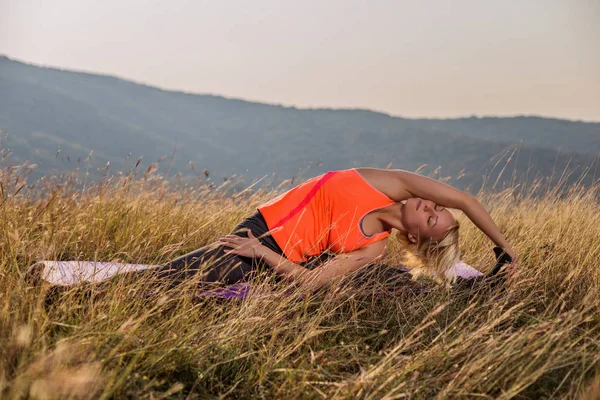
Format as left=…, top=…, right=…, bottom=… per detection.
left=3, top=54, right=599, bottom=124
left=1, top=55, right=599, bottom=193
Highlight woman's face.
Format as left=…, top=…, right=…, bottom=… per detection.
left=402, top=198, right=456, bottom=243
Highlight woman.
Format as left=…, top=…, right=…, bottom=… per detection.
left=150, top=167, right=516, bottom=291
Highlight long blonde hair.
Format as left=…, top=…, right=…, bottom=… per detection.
left=397, top=220, right=461, bottom=283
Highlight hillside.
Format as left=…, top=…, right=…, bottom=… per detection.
left=1, top=55, right=599, bottom=192
left=1, top=170, right=599, bottom=398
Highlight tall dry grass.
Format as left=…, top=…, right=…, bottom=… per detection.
left=1, top=159, right=599, bottom=399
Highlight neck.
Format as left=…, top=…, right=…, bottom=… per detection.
left=375, top=202, right=407, bottom=233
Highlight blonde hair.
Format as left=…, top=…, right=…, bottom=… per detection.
left=397, top=220, right=461, bottom=283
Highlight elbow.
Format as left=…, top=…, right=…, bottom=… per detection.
left=298, top=271, right=328, bottom=292
left=303, top=278, right=326, bottom=293
left=302, top=282, right=324, bottom=293
left=460, top=194, right=478, bottom=211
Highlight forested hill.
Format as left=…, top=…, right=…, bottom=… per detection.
left=1, top=55, right=599, bottom=193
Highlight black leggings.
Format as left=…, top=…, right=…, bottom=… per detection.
left=144, top=211, right=285, bottom=287
left=116, top=211, right=335, bottom=290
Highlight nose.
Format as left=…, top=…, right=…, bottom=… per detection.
left=424, top=202, right=437, bottom=215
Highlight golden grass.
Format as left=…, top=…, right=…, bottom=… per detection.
left=1, top=162, right=599, bottom=399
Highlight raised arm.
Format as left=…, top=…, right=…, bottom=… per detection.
left=357, top=168, right=515, bottom=262
left=357, top=167, right=468, bottom=208
left=395, top=170, right=516, bottom=262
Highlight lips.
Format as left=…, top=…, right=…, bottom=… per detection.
left=416, top=199, right=422, bottom=211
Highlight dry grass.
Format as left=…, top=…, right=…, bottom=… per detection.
left=1, top=161, right=599, bottom=399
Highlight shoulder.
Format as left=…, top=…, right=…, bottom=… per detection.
left=354, top=168, right=411, bottom=202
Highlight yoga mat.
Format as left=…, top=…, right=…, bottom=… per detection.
left=447, top=260, right=484, bottom=279
left=31, top=259, right=482, bottom=287
left=33, top=261, right=161, bottom=286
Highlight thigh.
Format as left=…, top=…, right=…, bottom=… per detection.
left=159, top=241, right=259, bottom=286
left=118, top=213, right=278, bottom=289
left=230, top=211, right=284, bottom=255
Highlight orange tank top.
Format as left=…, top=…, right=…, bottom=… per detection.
left=257, top=169, right=395, bottom=263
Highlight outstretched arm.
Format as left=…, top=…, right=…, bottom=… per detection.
left=456, top=196, right=515, bottom=261
left=356, top=168, right=517, bottom=267
left=260, top=241, right=387, bottom=291
left=394, top=170, right=516, bottom=263
left=220, top=232, right=387, bottom=291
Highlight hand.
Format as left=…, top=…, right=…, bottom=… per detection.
left=219, top=230, right=263, bottom=258
left=504, top=248, right=519, bottom=285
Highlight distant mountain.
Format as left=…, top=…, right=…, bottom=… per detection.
left=1, top=55, right=599, bottom=194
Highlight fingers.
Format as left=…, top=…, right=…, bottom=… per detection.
left=221, top=231, right=254, bottom=241
left=221, top=235, right=241, bottom=240
left=506, top=264, right=520, bottom=286
left=219, top=239, right=241, bottom=255
left=219, top=235, right=247, bottom=254
left=218, top=231, right=258, bottom=257
left=219, top=236, right=240, bottom=249
left=506, top=266, right=515, bottom=285
left=506, top=271, right=517, bottom=286
left=219, top=235, right=244, bottom=244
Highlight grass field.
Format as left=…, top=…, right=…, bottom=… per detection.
left=1, top=161, right=599, bottom=399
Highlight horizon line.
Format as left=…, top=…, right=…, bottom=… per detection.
left=3, top=53, right=599, bottom=125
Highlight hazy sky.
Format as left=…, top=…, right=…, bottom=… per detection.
left=1, top=0, right=599, bottom=121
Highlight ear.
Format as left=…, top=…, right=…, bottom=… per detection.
left=407, top=232, right=418, bottom=244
